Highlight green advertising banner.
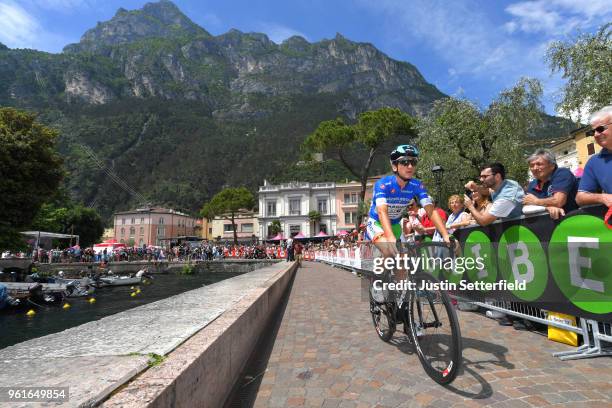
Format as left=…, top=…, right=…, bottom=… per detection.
left=453, top=205, right=612, bottom=323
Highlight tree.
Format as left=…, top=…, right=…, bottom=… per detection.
left=0, top=108, right=63, bottom=249
left=416, top=78, right=543, bottom=206
left=269, top=220, right=282, bottom=237
left=304, top=107, right=416, bottom=226
left=547, top=23, right=612, bottom=120
left=200, top=187, right=255, bottom=244
left=32, top=197, right=105, bottom=248
left=308, top=210, right=321, bottom=234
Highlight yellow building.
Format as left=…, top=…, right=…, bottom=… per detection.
left=196, top=218, right=210, bottom=240
left=549, top=125, right=602, bottom=174
left=210, top=209, right=259, bottom=243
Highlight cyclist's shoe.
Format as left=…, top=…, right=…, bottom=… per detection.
left=371, top=285, right=387, bottom=303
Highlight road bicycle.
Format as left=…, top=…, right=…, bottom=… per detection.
left=368, top=241, right=462, bottom=385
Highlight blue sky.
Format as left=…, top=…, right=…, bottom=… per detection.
left=0, top=0, right=609, bottom=116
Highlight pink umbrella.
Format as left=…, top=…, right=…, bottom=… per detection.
left=270, top=233, right=284, bottom=240
left=293, top=232, right=307, bottom=239
left=315, top=231, right=329, bottom=237
left=336, top=230, right=349, bottom=236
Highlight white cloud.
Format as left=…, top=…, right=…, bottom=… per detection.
left=353, top=0, right=574, bottom=114
left=254, top=22, right=308, bottom=43
left=0, top=1, right=41, bottom=48
left=505, top=0, right=612, bottom=36
left=357, top=0, right=516, bottom=76
left=25, top=0, right=90, bottom=12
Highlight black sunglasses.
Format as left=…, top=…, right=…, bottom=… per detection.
left=396, top=158, right=418, bottom=167
left=586, top=123, right=611, bottom=137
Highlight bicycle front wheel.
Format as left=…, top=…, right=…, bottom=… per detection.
left=409, top=273, right=462, bottom=385
left=369, top=277, right=396, bottom=342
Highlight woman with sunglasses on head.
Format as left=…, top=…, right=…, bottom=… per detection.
left=433, top=195, right=471, bottom=240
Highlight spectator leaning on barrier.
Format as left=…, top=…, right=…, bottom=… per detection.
left=524, top=148, right=578, bottom=220
left=576, top=106, right=612, bottom=209
left=464, top=163, right=524, bottom=227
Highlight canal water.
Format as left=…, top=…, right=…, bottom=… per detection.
left=0, top=271, right=243, bottom=350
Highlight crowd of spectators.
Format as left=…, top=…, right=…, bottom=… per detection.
left=308, top=105, right=612, bottom=253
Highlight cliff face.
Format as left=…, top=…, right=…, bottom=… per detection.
left=1, top=1, right=444, bottom=117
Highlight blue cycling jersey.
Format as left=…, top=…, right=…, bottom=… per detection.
left=368, top=175, right=433, bottom=224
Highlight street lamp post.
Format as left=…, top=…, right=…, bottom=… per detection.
left=431, top=165, right=445, bottom=206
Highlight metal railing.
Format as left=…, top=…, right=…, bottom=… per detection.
left=313, top=241, right=612, bottom=361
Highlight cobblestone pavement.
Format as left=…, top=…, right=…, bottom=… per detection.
left=247, top=261, right=612, bottom=408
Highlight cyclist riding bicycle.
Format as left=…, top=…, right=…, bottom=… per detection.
left=365, top=144, right=451, bottom=286
left=365, top=145, right=463, bottom=385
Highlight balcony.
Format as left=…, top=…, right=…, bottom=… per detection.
left=312, top=182, right=335, bottom=189
left=279, top=182, right=310, bottom=190
left=259, top=185, right=279, bottom=192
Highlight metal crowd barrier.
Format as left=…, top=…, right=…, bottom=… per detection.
left=313, top=241, right=612, bottom=361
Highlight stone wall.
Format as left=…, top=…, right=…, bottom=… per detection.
left=102, top=261, right=296, bottom=407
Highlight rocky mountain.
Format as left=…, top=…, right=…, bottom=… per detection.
left=0, top=1, right=574, bottom=220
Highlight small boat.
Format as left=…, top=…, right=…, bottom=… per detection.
left=56, top=278, right=95, bottom=298
left=3, top=282, right=66, bottom=305
left=97, top=275, right=142, bottom=287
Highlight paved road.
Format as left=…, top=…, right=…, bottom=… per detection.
left=231, top=261, right=612, bottom=408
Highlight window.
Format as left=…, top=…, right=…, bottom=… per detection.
left=241, top=223, right=253, bottom=233
left=267, top=224, right=277, bottom=237
left=289, top=198, right=301, bottom=215
left=159, top=217, right=164, bottom=225
left=266, top=201, right=276, bottom=217
left=122, top=218, right=125, bottom=225
left=140, top=227, right=144, bottom=235
left=290, top=225, right=301, bottom=237
left=587, top=143, right=595, bottom=156
left=121, top=228, right=125, bottom=236
left=320, top=224, right=327, bottom=234
left=131, top=218, right=135, bottom=224
left=224, top=224, right=236, bottom=233
left=157, top=226, right=165, bottom=237
left=344, top=192, right=358, bottom=204
left=141, top=217, right=145, bottom=224
left=345, top=211, right=357, bottom=225
left=208, top=227, right=212, bottom=234
left=317, top=199, right=327, bottom=214
left=129, top=227, right=135, bottom=237
left=139, top=239, right=144, bottom=246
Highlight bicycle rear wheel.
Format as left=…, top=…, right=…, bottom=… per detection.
left=408, top=272, right=462, bottom=385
